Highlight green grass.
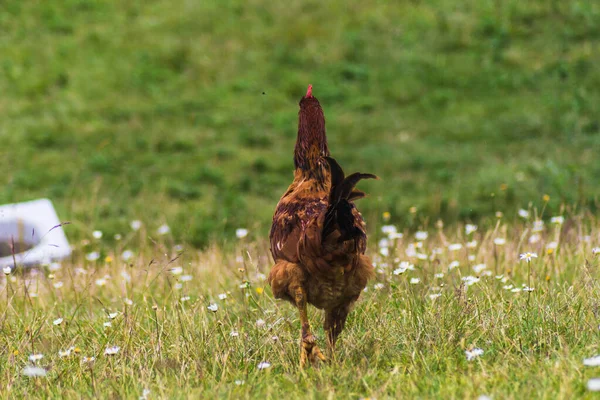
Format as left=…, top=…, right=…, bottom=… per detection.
left=2, top=2, right=600, bottom=396
left=1, top=0, right=600, bottom=245
left=2, top=214, right=600, bottom=398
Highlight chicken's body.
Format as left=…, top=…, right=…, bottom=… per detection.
left=268, top=85, right=376, bottom=367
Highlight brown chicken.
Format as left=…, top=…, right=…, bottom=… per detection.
left=268, top=84, right=378, bottom=367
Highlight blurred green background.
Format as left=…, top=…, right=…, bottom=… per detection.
left=1, top=0, right=599, bottom=246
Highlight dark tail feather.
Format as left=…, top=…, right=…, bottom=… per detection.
left=324, top=157, right=378, bottom=203
left=323, top=157, right=346, bottom=236
left=322, top=156, right=378, bottom=241
left=348, top=190, right=366, bottom=201
left=324, top=157, right=345, bottom=188
left=324, top=157, right=345, bottom=204
left=338, top=172, right=378, bottom=200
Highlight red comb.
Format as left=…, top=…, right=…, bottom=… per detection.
left=306, top=84, right=313, bottom=98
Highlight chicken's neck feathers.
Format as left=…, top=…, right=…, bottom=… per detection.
left=294, top=97, right=329, bottom=176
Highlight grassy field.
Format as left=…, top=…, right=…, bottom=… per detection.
left=3, top=1, right=600, bottom=398
left=1, top=0, right=600, bottom=246
left=2, top=213, right=600, bottom=398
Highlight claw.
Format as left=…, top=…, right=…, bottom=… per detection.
left=300, top=334, right=327, bottom=368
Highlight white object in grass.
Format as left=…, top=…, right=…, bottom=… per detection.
left=0, top=199, right=71, bottom=269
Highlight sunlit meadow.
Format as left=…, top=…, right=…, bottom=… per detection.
left=3, top=205, right=600, bottom=399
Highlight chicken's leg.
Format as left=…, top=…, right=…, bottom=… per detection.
left=293, top=286, right=326, bottom=367
left=324, top=305, right=350, bottom=357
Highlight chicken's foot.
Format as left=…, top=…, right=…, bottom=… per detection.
left=294, top=287, right=326, bottom=368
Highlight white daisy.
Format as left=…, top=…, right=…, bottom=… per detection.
left=140, top=388, right=151, bottom=400
left=169, top=266, right=183, bottom=275
left=519, top=252, right=538, bottom=262
left=588, top=378, right=600, bottom=391
left=529, top=234, right=541, bottom=244
left=207, top=303, right=218, bottom=312
left=92, top=230, right=103, bottom=239
left=415, top=231, right=428, bottom=241
left=465, top=348, right=484, bottom=361
left=465, top=224, right=477, bottom=235
left=393, top=266, right=406, bottom=275
left=174, top=244, right=184, bottom=252
left=583, top=356, right=600, bottom=366
left=130, top=220, right=142, bottom=231
left=236, top=228, right=249, bottom=239
left=448, top=243, right=462, bottom=251
left=157, top=224, right=170, bottom=235
left=58, top=348, right=73, bottom=358
left=381, top=225, right=397, bottom=235
left=257, top=361, right=271, bottom=370
left=494, top=238, right=506, bottom=246
left=462, top=276, right=480, bottom=286
left=121, top=250, right=134, bottom=261
left=104, top=346, right=120, bottom=355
